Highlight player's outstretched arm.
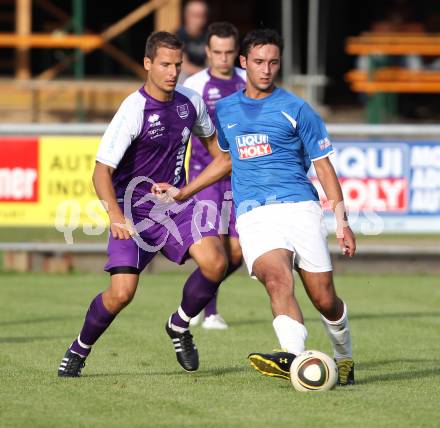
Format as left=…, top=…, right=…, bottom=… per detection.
left=152, top=150, right=232, bottom=202
left=152, top=133, right=232, bottom=202
left=92, top=162, right=135, bottom=240
left=313, top=157, right=356, bottom=257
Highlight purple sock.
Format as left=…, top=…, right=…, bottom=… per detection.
left=204, top=261, right=242, bottom=318
left=204, top=292, right=218, bottom=318
left=69, top=293, right=116, bottom=357
left=170, top=268, right=221, bottom=330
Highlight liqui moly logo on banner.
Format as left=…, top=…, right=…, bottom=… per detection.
left=311, top=143, right=408, bottom=212
left=235, top=134, right=272, bottom=160
left=0, top=137, right=38, bottom=202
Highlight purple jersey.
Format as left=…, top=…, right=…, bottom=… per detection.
left=184, top=68, right=246, bottom=168
left=96, top=85, right=215, bottom=203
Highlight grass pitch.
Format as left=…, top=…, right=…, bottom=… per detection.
left=0, top=272, right=439, bottom=428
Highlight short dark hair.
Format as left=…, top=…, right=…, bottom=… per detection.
left=145, top=31, right=183, bottom=59
left=207, top=21, right=240, bottom=49
left=241, top=28, right=284, bottom=57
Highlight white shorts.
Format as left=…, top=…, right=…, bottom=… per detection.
left=236, top=201, right=332, bottom=277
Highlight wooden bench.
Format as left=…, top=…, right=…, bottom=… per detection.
left=346, top=32, right=440, bottom=56
left=345, top=67, right=440, bottom=93
left=345, top=33, right=440, bottom=122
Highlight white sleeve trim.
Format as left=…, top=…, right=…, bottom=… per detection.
left=96, top=91, right=144, bottom=169
left=204, top=127, right=216, bottom=138
left=311, top=150, right=334, bottom=162
left=96, top=157, right=118, bottom=169
left=217, top=140, right=230, bottom=152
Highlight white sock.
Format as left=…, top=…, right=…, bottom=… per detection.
left=273, top=315, right=308, bottom=355
left=320, top=302, right=353, bottom=360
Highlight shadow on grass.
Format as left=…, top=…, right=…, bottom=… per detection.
left=358, top=366, right=440, bottom=384
left=0, top=316, right=77, bottom=326
left=359, top=359, right=440, bottom=369
left=226, top=312, right=440, bottom=327
left=84, top=365, right=248, bottom=378
left=0, top=335, right=69, bottom=343
left=193, top=366, right=248, bottom=377
left=350, top=312, right=440, bottom=321
left=227, top=319, right=270, bottom=327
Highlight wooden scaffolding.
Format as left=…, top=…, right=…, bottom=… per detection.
left=0, top=0, right=181, bottom=121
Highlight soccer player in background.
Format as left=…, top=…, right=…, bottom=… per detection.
left=183, top=21, right=246, bottom=330
left=176, top=0, right=209, bottom=80
left=57, top=32, right=232, bottom=377
left=153, top=29, right=356, bottom=386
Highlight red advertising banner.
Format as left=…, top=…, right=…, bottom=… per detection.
left=0, top=137, right=39, bottom=202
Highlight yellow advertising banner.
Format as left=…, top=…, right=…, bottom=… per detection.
left=0, top=136, right=108, bottom=227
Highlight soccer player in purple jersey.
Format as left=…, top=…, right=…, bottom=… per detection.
left=183, top=22, right=246, bottom=330
left=57, top=32, right=232, bottom=377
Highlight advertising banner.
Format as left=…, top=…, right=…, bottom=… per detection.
left=0, top=136, right=439, bottom=233
left=0, top=136, right=107, bottom=227
left=311, top=141, right=440, bottom=233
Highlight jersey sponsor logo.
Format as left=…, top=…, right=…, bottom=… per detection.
left=0, top=137, right=38, bottom=202
left=147, top=113, right=165, bottom=138
left=148, top=113, right=160, bottom=124
left=177, top=103, right=189, bottom=119
left=207, top=87, right=221, bottom=99
left=148, top=126, right=166, bottom=139
left=227, top=123, right=238, bottom=129
left=318, top=137, right=331, bottom=151
left=235, top=134, right=272, bottom=160
left=173, top=127, right=191, bottom=185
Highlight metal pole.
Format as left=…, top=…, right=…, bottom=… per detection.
left=317, top=0, right=328, bottom=104
left=307, top=0, right=319, bottom=106
left=292, top=0, right=301, bottom=75
left=281, top=0, right=293, bottom=87
left=73, top=0, right=85, bottom=121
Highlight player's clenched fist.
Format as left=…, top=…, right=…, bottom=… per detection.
left=337, top=225, right=356, bottom=257
left=151, top=183, right=182, bottom=202
left=108, top=211, right=135, bottom=240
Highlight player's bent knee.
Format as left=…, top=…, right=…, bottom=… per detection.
left=264, top=274, right=293, bottom=299
left=202, top=255, right=228, bottom=282
left=114, top=289, right=135, bottom=308
left=312, top=293, right=337, bottom=315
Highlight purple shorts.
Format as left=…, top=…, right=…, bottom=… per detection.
left=104, top=198, right=219, bottom=273
left=188, top=166, right=238, bottom=238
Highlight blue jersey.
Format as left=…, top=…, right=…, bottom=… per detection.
left=215, top=87, right=333, bottom=215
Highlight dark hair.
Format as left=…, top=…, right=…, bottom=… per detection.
left=145, top=31, right=183, bottom=59
left=207, top=21, right=240, bottom=48
left=241, top=28, right=284, bottom=57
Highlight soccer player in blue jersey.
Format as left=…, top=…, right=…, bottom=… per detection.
left=57, top=32, right=232, bottom=377
left=154, top=29, right=356, bottom=386
left=184, top=22, right=246, bottom=330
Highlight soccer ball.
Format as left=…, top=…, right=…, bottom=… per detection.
left=290, top=350, right=338, bottom=392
